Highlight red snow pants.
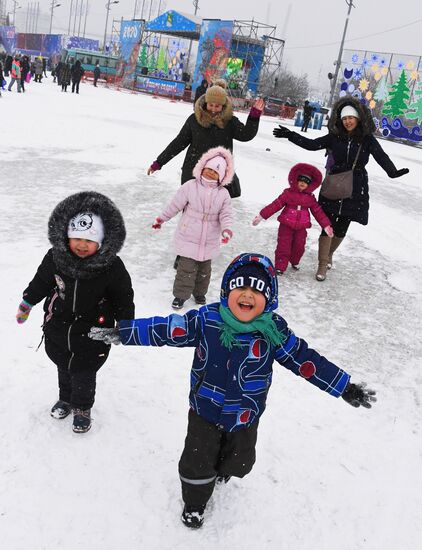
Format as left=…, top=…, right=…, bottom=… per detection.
left=275, top=224, right=308, bottom=272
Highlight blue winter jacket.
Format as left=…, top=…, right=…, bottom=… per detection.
left=119, top=253, right=350, bottom=432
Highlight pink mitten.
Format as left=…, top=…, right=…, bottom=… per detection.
left=221, top=229, right=233, bottom=244
left=16, top=300, right=33, bottom=324
left=252, top=215, right=263, bottom=226
left=324, top=225, right=334, bottom=237
left=152, top=217, right=163, bottom=230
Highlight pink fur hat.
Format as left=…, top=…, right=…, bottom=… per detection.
left=192, top=146, right=235, bottom=186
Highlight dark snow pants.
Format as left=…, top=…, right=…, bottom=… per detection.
left=178, top=409, right=258, bottom=507
left=275, top=224, right=307, bottom=272
left=45, top=336, right=109, bottom=409
left=173, top=256, right=211, bottom=300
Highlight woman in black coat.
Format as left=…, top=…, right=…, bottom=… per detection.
left=147, top=84, right=265, bottom=198
left=193, top=78, right=208, bottom=104
left=71, top=59, right=85, bottom=94
left=273, top=96, right=409, bottom=281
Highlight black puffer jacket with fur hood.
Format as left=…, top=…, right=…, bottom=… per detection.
left=156, top=94, right=260, bottom=184
left=22, top=192, right=134, bottom=352
left=284, top=97, right=400, bottom=225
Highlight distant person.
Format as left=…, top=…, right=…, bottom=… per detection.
left=7, top=55, right=22, bottom=93
left=0, top=60, right=4, bottom=97
left=20, top=55, right=30, bottom=92
left=34, top=57, right=43, bottom=83
left=4, top=54, right=13, bottom=77
left=71, top=59, right=85, bottom=94
left=42, top=57, right=47, bottom=78
left=301, top=100, right=314, bottom=132
left=61, top=62, right=71, bottom=92
left=93, top=62, right=100, bottom=87
left=193, top=78, right=208, bottom=104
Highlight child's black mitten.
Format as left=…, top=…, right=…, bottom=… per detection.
left=342, top=382, right=377, bottom=409
left=88, top=327, right=121, bottom=345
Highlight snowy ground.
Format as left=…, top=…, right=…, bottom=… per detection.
left=1, top=77, right=421, bottom=550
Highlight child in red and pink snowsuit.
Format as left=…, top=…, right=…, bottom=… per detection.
left=252, top=163, right=333, bottom=275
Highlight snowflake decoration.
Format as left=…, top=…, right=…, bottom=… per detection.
left=371, top=64, right=379, bottom=73
left=354, top=67, right=363, bottom=79
left=371, top=54, right=378, bottom=62
left=410, top=70, right=419, bottom=81
left=362, top=58, right=369, bottom=67
left=381, top=67, right=388, bottom=76
left=379, top=58, right=386, bottom=66
left=365, top=91, right=373, bottom=100
left=374, top=72, right=382, bottom=81
left=406, top=60, right=415, bottom=70
left=359, top=78, right=369, bottom=91
left=351, top=53, right=359, bottom=63
left=369, top=99, right=376, bottom=109
left=397, top=61, right=404, bottom=69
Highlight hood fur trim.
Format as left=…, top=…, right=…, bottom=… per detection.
left=288, top=163, right=322, bottom=193
left=192, top=146, right=235, bottom=186
left=194, top=94, right=233, bottom=129
left=328, top=96, right=375, bottom=139
left=48, top=191, right=126, bottom=280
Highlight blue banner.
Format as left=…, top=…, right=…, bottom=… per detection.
left=118, top=20, right=143, bottom=85
left=0, top=26, right=16, bottom=53
left=135, top=76, right=185, bottom=97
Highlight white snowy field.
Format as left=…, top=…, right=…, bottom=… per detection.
left=1, top=77, right=422, bottom=550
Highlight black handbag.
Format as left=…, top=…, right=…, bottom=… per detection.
left=320, top=143, right=363, bottom=200
left=225, top=173, right=241, bottom=198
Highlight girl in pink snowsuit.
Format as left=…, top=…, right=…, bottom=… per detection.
left=252, top=163, right=333, bottom=275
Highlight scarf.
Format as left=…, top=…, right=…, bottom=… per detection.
left=218, top=305, right=286, bottom=350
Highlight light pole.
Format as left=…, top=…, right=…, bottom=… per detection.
left=328, top=0, right=355, bottom=108
left=103, top=0, right=119, bottom=53
left=11, top=0, right=20, bottom=25
left=186, top=0, right=199, bottom=79
left=49, top=0, right=61, bottom=34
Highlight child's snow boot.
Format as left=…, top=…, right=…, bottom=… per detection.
left=216, top=474, right=231, bottom=484
left=316, top=235, right=332, bottom=281
left=181, top=504, right=206, bottom=529
left=291, top=264, right=300, bottom=271
left=172, top=297, right=185, bottom=309
left=194, top=295, right=206, bottom=305
left=327, top=236, right=344, bottom=269
left=50, top=400, right=71, bottom=419
left=72, top=408, right=92, bottom=433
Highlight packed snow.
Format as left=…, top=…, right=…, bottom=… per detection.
left=1, top=77, right=421, bottom=550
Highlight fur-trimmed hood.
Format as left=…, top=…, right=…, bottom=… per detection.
left=192, top=146, right=235, bottom=186
left=328, top=96, right=375, bottom=139
left=194, top=94, right=234, bottom=129
left=288, top=163, right=322, bottom=194
left=48, top=191, right=126, bottom=280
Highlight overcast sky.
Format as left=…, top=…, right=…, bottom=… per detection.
left=14, top=0, right=421, bottom=88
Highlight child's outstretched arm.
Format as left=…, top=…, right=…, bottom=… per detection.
left=16, top=250, right=56, bottom=324
left=254, top=192, right=287, bottom=224
left=158, top=181, right=191, bottom=224
left=273, top=317, right=376, bottom=406
left=90, top=309, right=202, bottom=348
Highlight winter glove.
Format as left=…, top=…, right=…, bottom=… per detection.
left=16, top=299, right=33, bottom=324
left=152, top=217, right=164, bottom=229
left=88, top=327, right=121, bottom=345
left=221, top=229, right=233, bottom=244
left=273, top=125, right=291, bottom=139
left=341, top=381, right=377, bottom=409
left=147, top=161, right=161, bottom=175
left=324, top=225, right=334, bottom=237
left=252, top=215, right=263, bottom=226
left=390, top=168, right=409, bottom=178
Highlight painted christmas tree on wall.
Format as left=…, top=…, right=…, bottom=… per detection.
left=406, top=81, right=422, bottom=125
left=382, top=69, right=410, bottom=119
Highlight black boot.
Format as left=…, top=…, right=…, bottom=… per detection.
left=172, top=297, right=185, bottom=310
left=181, top=504, right=206, bottom=529
left=50, top=400, right=71, bottom=419
left=194, top=295, right=206, bottom=305
left=72, top=408, right=92, bottom=433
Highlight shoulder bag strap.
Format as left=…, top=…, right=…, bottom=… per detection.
left=351, top=142, right=363, bottom=171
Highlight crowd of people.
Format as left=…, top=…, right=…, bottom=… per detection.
left=0, top=51, right=89, bottom=95
left=14, top=73, right=409, bottom=529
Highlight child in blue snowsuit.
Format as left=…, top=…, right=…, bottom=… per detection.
left=89, top=252, right=376, bottom=528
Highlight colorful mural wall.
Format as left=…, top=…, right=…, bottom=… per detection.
left=117, top=20, right=143, bottom=85
left=192, top=19, right=234, bottom=91
left=338, top=49, right=422, bottom=143
left=138, top=35, right=189, bottom=80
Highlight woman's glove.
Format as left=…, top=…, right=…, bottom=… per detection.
left=221, top=229, right=233, bottom=244
left=147, top=161, right=161, bottom=175
left=152, top=217, right=164, bottom=229
left=390, top=168, right=409, bottom=178
left=341, top=382, right=377, bottom=409
left=16, top=300, right=33, bottom=324
left=252, top=215, right=263, bottom=226
left=273, top=125, right=291, bottom=138
left=324, top=225, right=334, bottom=237
left=88, top=327, right=121, bottom=345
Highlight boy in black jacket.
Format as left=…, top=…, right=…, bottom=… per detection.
left=16, top=191, right=134, bottom=433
